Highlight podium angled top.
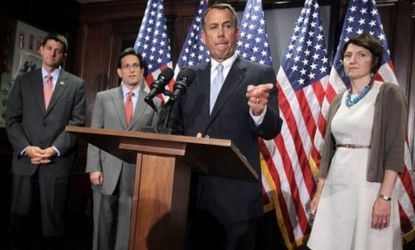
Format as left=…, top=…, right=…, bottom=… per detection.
left=66, top=126, right=258, bottom=181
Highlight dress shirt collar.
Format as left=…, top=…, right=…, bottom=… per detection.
left=42, top=67, right=61, bottom=84
left=210, top=53, right=238, bottom=77
left=121, top=81, right=140, bottom=99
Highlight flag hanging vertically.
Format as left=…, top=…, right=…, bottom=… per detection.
left=236, top=0, right=272, bottom=66
left=236, top=0, right=275, bottom=208
left=237, top=0, right=329, bottom=248
left=134, top=0, right=172, bottom=89
left=324, top=0, right=415, bottom=241
left=269, top=0, right=329, bottom=247
left=173, top=0, right=208, bottom=89
left=175, top=0, right=208, bottom=70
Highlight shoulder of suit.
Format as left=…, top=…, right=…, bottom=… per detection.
left=192, top=61, right=209, bottom=72
left=97, top=86, right=120, bottom=96
left=59, top=69, right=84, bottom=83
left=238, top=57, right=272, bottom=70
left=17, top=68, right=41, bottom=81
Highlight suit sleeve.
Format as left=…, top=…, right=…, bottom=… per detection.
left=256, top=66, right=282, bottom=140
left=86, top=93, right=104, bottom=173
left=5, top=76, right=30, bottom=153
left=51, top=79, right=86, bottom=155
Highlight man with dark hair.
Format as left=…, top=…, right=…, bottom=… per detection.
left=6, top=32, right=86, bottom=249
left=86, top=47, right=160, bottom=250
left=170, top=3, right=282, bottom=250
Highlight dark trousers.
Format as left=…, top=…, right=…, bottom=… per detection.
left=188, top=209, right=257, bottom=250
left=9, top=170, right=69, bottom=249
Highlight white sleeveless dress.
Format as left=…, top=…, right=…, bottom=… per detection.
left=307, top=83, right=402, bottom=250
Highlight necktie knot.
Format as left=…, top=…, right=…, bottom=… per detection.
left=127, top=91, right=134, bottom=99
left=216, top=64, right=224, bottom=74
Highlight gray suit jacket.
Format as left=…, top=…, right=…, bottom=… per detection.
left=86, top=81, right=160, bottom=195
left=6, top=68, right=86, bottom=177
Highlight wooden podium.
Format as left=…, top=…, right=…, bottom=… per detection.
left=66, top=126, right=258, bottom=250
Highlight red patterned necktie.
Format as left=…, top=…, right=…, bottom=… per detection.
left=125, top=91, right=134, bottom=126
left=44, top=75, right=53, bottom=109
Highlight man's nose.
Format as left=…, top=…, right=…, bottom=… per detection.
left=217, top=27, right=224, bottom=36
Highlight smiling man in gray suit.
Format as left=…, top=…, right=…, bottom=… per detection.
left=6, top=33, right=86, bottom=249
left=86, top=48, right=160, bottom=250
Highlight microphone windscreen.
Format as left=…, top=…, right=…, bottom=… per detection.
left=159, top=67, right=174, bottom=82
left=176, top=68, right=196, bottom=83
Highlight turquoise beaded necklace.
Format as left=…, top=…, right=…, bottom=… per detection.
left=345, top=81, right=373, bottom=107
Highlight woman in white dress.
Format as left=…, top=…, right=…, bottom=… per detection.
left=307, top=33, right=407, bottom=250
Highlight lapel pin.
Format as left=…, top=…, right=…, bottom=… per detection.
left=60, top=81, right=65, bottom=85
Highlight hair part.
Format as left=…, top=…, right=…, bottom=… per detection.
left=341, top=33, right=384, bottom=74
left=117, top=47, right=147, bottom=75
left=41, top=33, right=68, bottom=53
left=202, top=3, right=239, bottom=30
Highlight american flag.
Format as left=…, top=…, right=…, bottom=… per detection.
left=325, top=0, right=415, bottom=241
left=134, top=0, right=172, bottom=90
left=236, top=0, right=272, bottom=66
left=263, top=0, right=329, bottom=247
left=235, top=0, right=275, bottom=212
left=237, top=0, right=328, bottom=247
left=173, top=0, right=208, bottom=81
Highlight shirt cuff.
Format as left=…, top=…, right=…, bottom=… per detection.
left=20, top=146, right=30, bottom=156
left=250, top=106, right=267, bottom=126
left=52, top=146, right=61, bottom=157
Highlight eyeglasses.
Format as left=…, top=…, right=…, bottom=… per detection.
left=121, top=63, right=141, bottom=70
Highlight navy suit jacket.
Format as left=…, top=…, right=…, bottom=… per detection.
left=6, top=68, right=86, bottom=177
left=170, top=56, right=282, bottom=223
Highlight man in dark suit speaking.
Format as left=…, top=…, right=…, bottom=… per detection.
left=5, top=33, right=86, bottom=249
left=170, top=3, right=282, bottom=250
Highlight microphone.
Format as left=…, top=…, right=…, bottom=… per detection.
left=144, top=67, right=174, bottom=111
left=169, top=68, right=196, bottom=103
left=145, top=67, right=174, bottom=101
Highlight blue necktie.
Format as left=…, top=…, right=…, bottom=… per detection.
left=210, top=64, right=224, bottom=113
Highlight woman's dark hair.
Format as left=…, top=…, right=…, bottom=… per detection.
left=117, top=47, right=148, bottom=76
left=341, top=33, right=383, bottom=74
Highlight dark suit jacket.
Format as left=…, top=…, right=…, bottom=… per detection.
left=170, top=56, right=282, bottom=223
left=6, top=68, right=86, bottom=177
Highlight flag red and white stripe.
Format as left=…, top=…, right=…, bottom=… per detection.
left=246, top=0, right=330, bottom=247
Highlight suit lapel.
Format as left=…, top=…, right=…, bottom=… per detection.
left=34, top=69, right=46, bottom=113
left=111, top=87, right=128, bottom=129
left=128, top=81, right=147, bottom=130
left=205, top=57, right=246, bottom=129
left=44, top=70, right=69, bottom=115
left=194, top=63, right=212, bottom=130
